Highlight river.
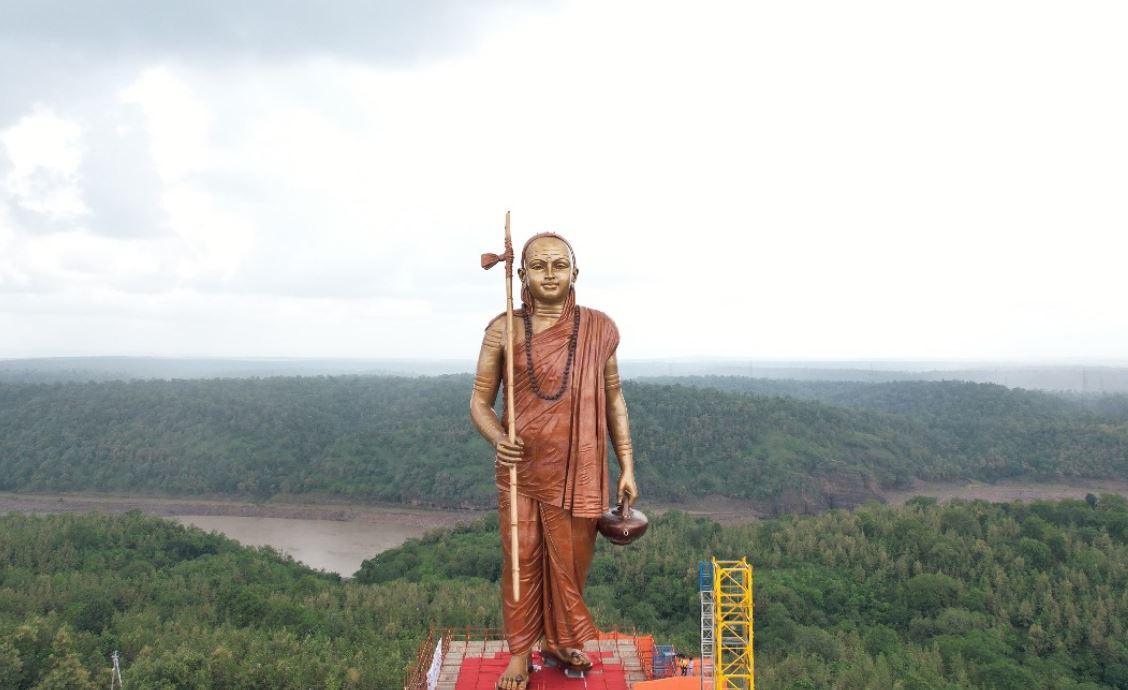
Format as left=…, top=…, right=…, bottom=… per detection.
left=8, top=479, right=1128, bottom=576
left=173, top=515, right=427, bottom=577
left=0, top=492, right=483, bottom=578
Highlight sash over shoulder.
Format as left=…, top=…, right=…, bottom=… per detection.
left=494, top=294, right=620, bottom=519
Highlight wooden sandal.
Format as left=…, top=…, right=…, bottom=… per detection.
left=543, top=647, right=593, bottom=672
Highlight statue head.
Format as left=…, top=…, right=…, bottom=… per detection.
left=518, top=233, right=578, bottom=311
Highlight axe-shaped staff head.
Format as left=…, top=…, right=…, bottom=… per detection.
left=481, top=211, right=514, bottom=277
left=480, top=248, right=513, bottom=271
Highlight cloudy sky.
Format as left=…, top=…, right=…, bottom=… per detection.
left=1, top=0, right=1125, bottom=362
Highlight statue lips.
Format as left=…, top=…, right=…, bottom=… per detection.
left=597, top=497, right=648, bottom=545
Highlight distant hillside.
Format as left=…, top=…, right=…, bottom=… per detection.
left=2, top=376, right=1127, bottom=514
left=0, top=356, right=472, bottom=382
left=5, top=356, right=1128, bottom=392
left=639, top=376, right=1128, bottom=418
left=625, top=361, right=1128, bottom=393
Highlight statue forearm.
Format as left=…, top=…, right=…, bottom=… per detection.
left=470, top=321, right=507, bottom=447
left=607, top=388, right=634, bottom=473
left=604, top=357, right=634, bottom=474
left=471, top=391, right=506, bottom=446
left=606, top=362, right=639, bottom=502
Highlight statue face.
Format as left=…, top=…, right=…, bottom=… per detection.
left=520, top=236, right=577, bottom=306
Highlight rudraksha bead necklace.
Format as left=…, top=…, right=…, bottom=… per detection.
left=522, top=305, right=580, bottom=401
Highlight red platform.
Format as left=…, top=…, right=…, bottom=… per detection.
left=435, top=638, right=648, bottom=690
left=454, top=650, right=628, bottom=690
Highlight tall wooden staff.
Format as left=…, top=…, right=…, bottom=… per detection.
left=481, top=211, right=520, bottom=601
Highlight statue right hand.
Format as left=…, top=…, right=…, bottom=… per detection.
left=495, top=436, right=526, bottom=465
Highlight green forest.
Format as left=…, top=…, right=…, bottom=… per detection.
left=4, top=496, right=1128, bottom=688
left=1, top=376, right=1127, bottom=513
left=0, top=511, right=478, bottom=689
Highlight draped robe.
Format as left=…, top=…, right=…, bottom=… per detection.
left=491, top=291, right=620, bottom=654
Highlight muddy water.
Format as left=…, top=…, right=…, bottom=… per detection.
left=173, top=515, right=428, bottom=577
left=0, top=492, right=479, bottom=578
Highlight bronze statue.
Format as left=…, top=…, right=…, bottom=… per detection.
left=471, top=225, right=638, bottom=690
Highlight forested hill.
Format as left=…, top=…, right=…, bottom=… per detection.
left=5, top=497, right=1127, bottom=687
left=639, top=376, right=1128, bottom=420
left=6, top=356, right=1128, bottom=392
left=2, top=376, right=1127, bottom=514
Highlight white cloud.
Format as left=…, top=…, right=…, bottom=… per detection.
left=1, top=0, right=1126, bottom=360
left=121, top=67, right=215, bottom=182
left=0, top=210, right=30, bottom=289
left=118, top=67, right=256, bottom=280
left=162, top=185, right=255, bottom=280
left=1, top=108, right=88, bottom=223
left=0, top=287, right=437, bottom=358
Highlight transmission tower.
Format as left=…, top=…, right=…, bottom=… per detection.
left=109, top=651, right=124, bottom=690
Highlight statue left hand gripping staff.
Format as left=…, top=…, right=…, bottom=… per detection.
left=470, top=233, right=639, bottom=690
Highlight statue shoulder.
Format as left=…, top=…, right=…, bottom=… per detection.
left=482, top=314, right=508, bottom=350
left=484, top=313, right=506, bottom=333
left=580, top=306, right=617, bottom=330
left=579, top=307, right=620, bottom=345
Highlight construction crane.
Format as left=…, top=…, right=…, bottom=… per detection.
left=699, top=558, right=754, bottom=690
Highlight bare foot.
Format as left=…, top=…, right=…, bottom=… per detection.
left=496, top=652, right=531, bottom=690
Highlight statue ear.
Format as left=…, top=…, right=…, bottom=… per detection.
left=517, top=267, right=526, bottom=282
left=573, top=268, right=579, bottom=284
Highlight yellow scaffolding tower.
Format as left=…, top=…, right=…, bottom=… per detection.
left=712, top=558, right=754, bottom=690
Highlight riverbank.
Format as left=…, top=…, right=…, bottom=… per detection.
left=6, top=479, right=1128, bottom=527
left=6, top=483, right=1128, bottom=575
left=658, top=479, right=1128, bottom=523
left=0, top=492, right=488, bottom=576
left=0, top=491, right=485, bottom=526
left=880, top=478, right=1128, bottom=505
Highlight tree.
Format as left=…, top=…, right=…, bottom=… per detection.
left=31, top=629, right=96, bottom=690
left=0, top=640, right=23, bottom=690
left=902, top=573, right=961, bottom=616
